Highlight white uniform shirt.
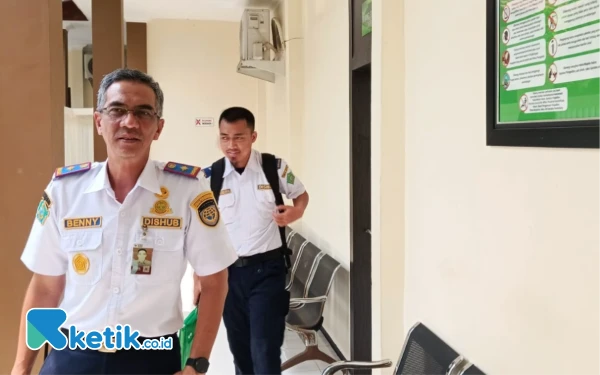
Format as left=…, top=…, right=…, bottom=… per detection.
left=204, top=149, right=306, bottom=257
left=20, top=159, right=238, bottom=338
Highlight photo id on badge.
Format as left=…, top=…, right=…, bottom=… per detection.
left=131, top=245, right=153, bottom=275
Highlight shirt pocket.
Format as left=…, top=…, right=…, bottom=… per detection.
left=135, top=231, right=185, bottom=285
left=255, top=189, right=276, bottom=219
left=218, top=193, right=236, bottom=224
left=60, top=231, right=103, bottom=286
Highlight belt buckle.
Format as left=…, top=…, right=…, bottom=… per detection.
left=98, top=345, right=117, bottom=353
left=98, top=338, right=117, bottom=353
left=234, top=257, right=249, bottom=267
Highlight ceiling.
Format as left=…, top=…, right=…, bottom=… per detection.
left=64, top=0, right=280, bottom=49
left=72, top=0, right=278, bottom=22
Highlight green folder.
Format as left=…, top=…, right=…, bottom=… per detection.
left=179, top=306, right=198, bottom=370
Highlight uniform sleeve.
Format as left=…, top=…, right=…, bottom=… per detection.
left=185, top=176, right=237, bottom=276
left=20, top=179, right=68, bottom=276
left=276, top=158, right=306, bottom=200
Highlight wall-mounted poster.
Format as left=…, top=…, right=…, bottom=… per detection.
left=487, top=0, right=600, bottom=148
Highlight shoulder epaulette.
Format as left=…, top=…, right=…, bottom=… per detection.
left=54, top=162, right=92, bottom=179
left=164, top=162, right=201, bottom=178
left=202, top=167, right=212, bottom=179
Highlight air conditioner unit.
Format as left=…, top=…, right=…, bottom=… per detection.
left=237, top=8, right=285, bottom=83
left=82, top=45, right=93, bottom=80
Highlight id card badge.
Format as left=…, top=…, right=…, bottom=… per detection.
left=131, top=227, right=154, bottom=275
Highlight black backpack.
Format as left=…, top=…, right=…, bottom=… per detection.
left=209, top=153, right=292, bottom=268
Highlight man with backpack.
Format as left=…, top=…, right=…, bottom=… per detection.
left=196, top=106, right=309, bottom=375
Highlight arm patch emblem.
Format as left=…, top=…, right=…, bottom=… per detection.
left=286, top=171, right=295, bottom=185
left=36, top=191, right=52, bottom=225
left=190, top=191, right=220, bottom=227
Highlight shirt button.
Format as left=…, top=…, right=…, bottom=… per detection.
left=76, top=240, right=83, bottom=246
left=120, top=212, right=126, bottom=217
left=116, top=248, right=122, bottom=255
left=113, top=287, right=120, bottom=294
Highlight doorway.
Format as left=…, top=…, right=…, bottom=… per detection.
left=350, top=65, right=372, bottom=371
left=349, top=0, right=372, bottom=372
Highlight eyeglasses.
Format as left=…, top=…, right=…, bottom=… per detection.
left=99, top=106, right=159, bottom=123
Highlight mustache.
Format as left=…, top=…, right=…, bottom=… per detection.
left=116, top=132, right=142, bottom=139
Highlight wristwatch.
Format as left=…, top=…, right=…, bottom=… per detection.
left=186, top=357, right=210, bottom=374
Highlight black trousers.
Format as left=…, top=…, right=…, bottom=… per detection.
left=39, top=333, right=180, bottom=375
left=223, top=256, right=291, bottom=375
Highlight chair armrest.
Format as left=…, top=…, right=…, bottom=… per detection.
left=289, top=296, right=327, bottom=309
left=321, top=359, right=393, bottom=375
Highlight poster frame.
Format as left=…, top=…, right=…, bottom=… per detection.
left=486, top=0, right=599, bottom=148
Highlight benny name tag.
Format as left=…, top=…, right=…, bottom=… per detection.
left=64, top=217, right=102, bottom=229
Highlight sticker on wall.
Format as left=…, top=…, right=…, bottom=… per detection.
left=195, top=117, right=214, bottom=127
left=362, top=0, right=372, bottom=36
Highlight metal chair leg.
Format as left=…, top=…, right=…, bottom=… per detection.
left=281, top=345, right=337, bottom=371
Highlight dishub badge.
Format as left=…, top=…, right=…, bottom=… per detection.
left=150, top=186, right=173, bottom=215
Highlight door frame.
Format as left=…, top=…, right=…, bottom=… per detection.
left=348, top=0, right=372, bottom=371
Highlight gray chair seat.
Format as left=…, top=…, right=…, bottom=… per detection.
left=285, top=303, right=323, bottom=330
left=321, top=322, right=485, bottom=375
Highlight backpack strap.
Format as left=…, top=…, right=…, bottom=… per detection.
left=209, top=157, right=226, bottom=202
left=261, top=153, right=292, bottom=270
left=261, top=153, right=284, bottom=207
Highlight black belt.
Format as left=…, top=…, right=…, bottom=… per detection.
left=232, top=248, right=284, bottom=267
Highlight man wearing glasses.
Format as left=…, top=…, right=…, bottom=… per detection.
left=11, top=68, right=237, bottom=375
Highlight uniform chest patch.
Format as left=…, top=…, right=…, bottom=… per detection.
left=72, top=253, right=90, bottom=275
left=141, top=216, right=182, bottom=229
left=64, top=217, right=102, bottom=229
left=150, top=200, right=173, bottom=215
left=258, top=184, right=271, bottom=190
left=150, top=186, right=174, bottom=216
left=190, top=191, right=219, bottom=227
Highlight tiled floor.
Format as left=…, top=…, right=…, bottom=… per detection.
left=207, top=319, right=340, bottom=375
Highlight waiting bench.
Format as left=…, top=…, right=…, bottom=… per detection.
left=321, top=322, right=485, bottom=375
left=285, top=228, right=309, bottom=290
left=282, top=227, right=343, bottom=372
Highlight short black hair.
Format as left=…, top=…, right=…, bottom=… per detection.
left=219, top=107, right=255, bottom=132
